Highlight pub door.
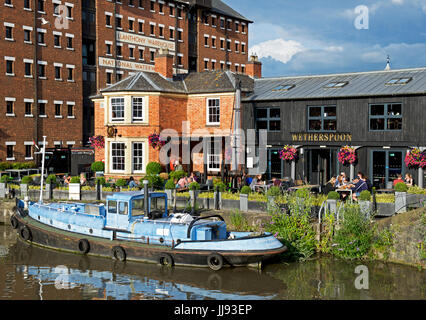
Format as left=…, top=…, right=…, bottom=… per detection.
left=267, top=149, right=284, bottom=180
left=307, top=148, right=337, bottom=186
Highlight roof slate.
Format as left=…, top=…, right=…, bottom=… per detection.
left=244, top=68, right=426, bottom=101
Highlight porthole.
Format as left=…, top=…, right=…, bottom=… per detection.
left=159, top=237, right=164, bottom=244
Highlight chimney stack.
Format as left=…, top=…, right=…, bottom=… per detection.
left=155, top=48, right=174, bottom=79
left=246, top=55, right=262, bottom=79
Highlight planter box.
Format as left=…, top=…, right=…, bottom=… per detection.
left=240, top=194, right=248, bottom=212
left=53, top=190, right=68, bottom=200
left=248, top=200, right=267, bottom=212
left=0, top=183, right=6, bottom=198
left=376, top=203, right=395, bottom=217
left=359, top=200, right=372, bottom=219
left=214, top=191, right=222, bottom=210
left=221, top=199, right=240, bottom=211
left=326, top=199, right=338, bottom=216
left=69, top=183, right=81, bottom=201
left=20, top=184, right=29, bottom=198
left=395, top=192, right=407, bottom=214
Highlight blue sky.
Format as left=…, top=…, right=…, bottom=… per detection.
left=226, top=0, right=426, bottom=77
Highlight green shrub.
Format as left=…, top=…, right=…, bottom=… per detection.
left=91, top=161, right=105, bottom=172
left=46, top=174, right=57, bottom=185
left=359, top=190, right=371, bottom=201
left=169, top=170, right=187, bottom=181
left=146, top=162, right=163, bottom=175
left=327, top=191, right=340, bottom=200
left=189, top=182, right=200, bottom=190
left=21, top=176, right=33, bottom=184
left=165, top=179, right=176, bottom=190
left=141, top=175, right=165, bottom=189
left=215, top=182, right=227, bottom=192
left=267, top=186, right=281, bottom=197
left=408, top=186, right=426, bottom=195
left=229, top=210, right=251, bottom=232
left=331, top=205, right=375, bottom=259
left=12, top=162, right=37, bottom=170
left=394, top=182, right=408, bottom=192
left=295, top=187, right=310, bottom=199
left=96, top=177, right=106, bottom=186
left=70, top=176, right=80, bottom=184
left=0, top=175, right=11, bottom=183
left=240, top=186, right=251, bottom=195
left=115, top=178, right=127, bottom=187
left=0, top=162, right=12, bottom=171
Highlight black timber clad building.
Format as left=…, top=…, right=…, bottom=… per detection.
left=242, top=67, right=426, bottom=188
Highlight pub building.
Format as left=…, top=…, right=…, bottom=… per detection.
left=242, top=66, right=426, bottom=189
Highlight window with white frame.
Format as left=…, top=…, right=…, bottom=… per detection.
left=207, top=138, right=221, bottom=172
left=111, top=97, right=125, bottom=121
left=132, top=97, right=144, bottom=121
left=132, top=142, right=144, bottom=172
left=206, top=98, right=220, bottom=125
left=111, top=142, right=126, bottom=172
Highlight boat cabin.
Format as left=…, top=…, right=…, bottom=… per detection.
left=105, top=192, right=168, bottom=230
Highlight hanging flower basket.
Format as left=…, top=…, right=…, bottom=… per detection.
left=148, top=133, right=166, bottom=150
left=405, top=148, right=426, bottom=169
left=279, top=145, right=298, bottom=162
left=338, top=146, right=356, bottom=165
left=89, top=136, right=105, bottom=150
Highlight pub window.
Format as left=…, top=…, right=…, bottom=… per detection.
left=111, top=97, right=125, bottom=121
left=255, top=108, right=281, bottom=132
left=133, top=142, right=144, bottom=172
left=369, top=103, right=402, bottom=131
left=206, top=98, right=220, bottom=125
left=132, top=97, right=144, bottom=122
left=307, top=105, right=337, bottom=132
left=111, top=143, right=126, bottom=172
left=207, top=138, right=221, bottom=172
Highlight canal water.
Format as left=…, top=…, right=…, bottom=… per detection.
left=0, top=224, right=424, bottom=300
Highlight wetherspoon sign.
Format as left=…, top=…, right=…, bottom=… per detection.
left=291, top=132, right=352, bottom=143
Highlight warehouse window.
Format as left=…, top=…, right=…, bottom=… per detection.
left=307, top=105, right=337, bottom=132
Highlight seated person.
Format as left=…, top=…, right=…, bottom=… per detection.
left=272, top=177, right=282, bottom=187
left=351, top=175, right=369, bottom=201
left=393, top=174, right=405, bottom=187
left=323, top=177, right=336, bottom=194
left=405, top=173, right=413, bottom=187
left=128, top=176, right=138, bottom=189
left=177, top=176, right=189, bottom=189
left=64, top=175, right=71, bottom=185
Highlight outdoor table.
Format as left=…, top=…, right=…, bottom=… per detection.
left=254, top=184, right=270, bottom=193
left=336, top=188, right=353, bottom=203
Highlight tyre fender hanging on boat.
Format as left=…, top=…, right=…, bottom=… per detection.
left=19, top=225, right=32, bottom=242
left=207, top=253, right=224, bottom=271
left=78, top=239, right=90, bottom=255
left=158, top=253, right=174, bottom=267
left=112, top=246, right=126, bottom=262
left=10, top=215, right=19, bottom=229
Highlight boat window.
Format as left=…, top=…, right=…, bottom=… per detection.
left=119, top=202, right=128, bottom=215
left=132, top=198, right=145, bottom=217
left=108, top=201, right=117, bottom=214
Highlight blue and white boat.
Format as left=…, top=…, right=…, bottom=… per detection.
left=12, top=191, right=286, bottom=270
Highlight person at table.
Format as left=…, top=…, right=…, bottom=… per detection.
left=128, top=176, right=138, bottom=189
left=323, top=177, right=336, bottom=194
left=405, top=173, right=413, bottom=187
left=393, top=174, right=405, bottom=187
left=272, top=177, right=282, bottom=187
left=350, top=173, right=369, bottom=201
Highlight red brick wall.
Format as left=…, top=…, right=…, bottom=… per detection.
left=0, top=0, right=83, bottom=162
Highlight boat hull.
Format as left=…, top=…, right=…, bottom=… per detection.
left=11, top=209, right=286, bottom=270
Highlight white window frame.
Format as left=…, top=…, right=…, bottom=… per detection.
left=207, top=138, right=221, bottom=172
left=132, top=142, right=145, bottom=173
left=132, top=97, right=145, bottom=122
left=110, top=142, right=126, bottom=173
left=206, top=98, right=220, bottom=125
left=110, top=97, right=125, bottom=122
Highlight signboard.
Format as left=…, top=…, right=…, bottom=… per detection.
left=291, top=133, right=352, bottom=143
left=99, top=57, right=156, bottom=72
left=116, top=31, right=175, bottom=51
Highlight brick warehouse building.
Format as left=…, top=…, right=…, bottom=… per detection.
left=0, top=0, right=83, bottom=163
left=92, top=50, right=260, bottom=179
left=0, top=0, right=251, bottom=164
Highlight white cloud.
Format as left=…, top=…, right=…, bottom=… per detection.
left=249, top=38, right=305, bottom=64
left=325, top=46, right=344, bottom=53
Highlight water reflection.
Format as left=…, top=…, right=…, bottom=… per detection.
left=0, top=225, right=424, bottom=300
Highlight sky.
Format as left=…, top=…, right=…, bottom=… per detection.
left=225, top=0, right=426, bottom=77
